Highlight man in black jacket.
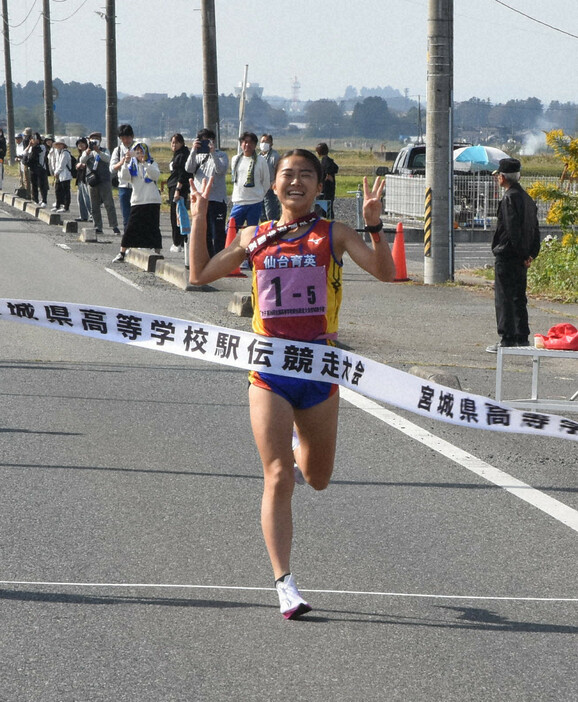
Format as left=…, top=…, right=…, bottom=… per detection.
left=486, top=158, right=541, bottom=353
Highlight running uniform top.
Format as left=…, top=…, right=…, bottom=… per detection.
left=250, top=218, right=343, bottom=342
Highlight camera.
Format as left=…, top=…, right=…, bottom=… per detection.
left=89, top=140, right=99, bottom=150
left=197, top=139, right=210, bottom=154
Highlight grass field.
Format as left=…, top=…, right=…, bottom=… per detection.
left=150, top=141, right=563, bottom=198
left=3, top=141, right=564, bottom=200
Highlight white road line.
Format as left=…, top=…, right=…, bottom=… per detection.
left=0, top=580, right=576, bottom=602
left=340, top=387, right=578, bottom=533
left=104, top=267, right=143, bottom=290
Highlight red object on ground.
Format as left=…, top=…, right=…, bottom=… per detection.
left=535, top=323, right=578, bottom=350
left=225, top=217, right=247, bottom=278
left=392, top=221, right=409, bottom=282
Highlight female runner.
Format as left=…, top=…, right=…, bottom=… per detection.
left=188, top=149, right=395, bottom=619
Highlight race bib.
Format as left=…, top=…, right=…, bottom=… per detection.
left=257, top=267, right=327, bottom=318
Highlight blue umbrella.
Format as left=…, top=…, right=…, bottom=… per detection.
left=454, top=145, right=510, bottom=172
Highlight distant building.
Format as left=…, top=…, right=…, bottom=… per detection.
left=234, top=82, right=263, bottom=100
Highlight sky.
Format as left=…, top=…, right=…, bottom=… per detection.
left=2, top=0, right=577, bottom=107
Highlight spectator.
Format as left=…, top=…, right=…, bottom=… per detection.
left=184, top=128, right=229, bottom=256
left=486, top=158, right=541, bottom=353
left=80, top=132, right=120, bottom=235
left=23, top=132, right=49, bottom=207
left=21, top=127, right=33, bottom=199
left=0, top=128, right=6, bottom=189
left=112, top=142, right=162, bottom=262
left=44, top=135, right=56, bottom=205
left=44, top=134, right=55, bottom=174
left=229, top=131, right=270, bottom=232
left=259, top=133, right=281, bottom=221
left=74, top=137, right=92, bottom=223
left=52, top=138, right=73, bottom=213
left=110, top=124, right=135, bottom=231
left=166, top=133, right=191, bottom=252
left=15, top=133, right=26, bottom=194
left=315, top=142, right=339, bottom=218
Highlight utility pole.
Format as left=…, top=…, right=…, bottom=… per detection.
left=1, top=0, right=16, bottom=164
left=105, top=0, right=117, bottom=150
left=201, top=0, right=220, bottom=142
left=424, top=0, right=454, bottom=284
left=237, top=64, right=248, bottom=153
left=42, top=0, right=55, bottom=137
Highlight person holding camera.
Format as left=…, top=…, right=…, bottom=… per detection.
left=110, top=124, right=135, bottom=231
left=112, top=142, right=162, bottom=263
left=184, top=128, right=229, bottom=256
left=80, top=132, right=120, bottom=234
left=166, top=133, right=191, bottom=253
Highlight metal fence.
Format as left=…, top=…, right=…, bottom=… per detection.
left=383, top=174, right=561, bottom=228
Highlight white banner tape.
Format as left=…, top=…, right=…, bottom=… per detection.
left=1, top=298, right=577, bottom=443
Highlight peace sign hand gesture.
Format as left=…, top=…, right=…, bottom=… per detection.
left=362, top=176, right=385, bottom=227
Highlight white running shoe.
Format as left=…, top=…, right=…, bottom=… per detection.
left=112, top=252, right=125, bottom=263
left=275, top=573, right=312, bottom=620
left=170, top=244, right=183, bottom=253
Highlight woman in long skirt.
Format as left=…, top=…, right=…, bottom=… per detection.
left=112, top=142, right=162, bottom=262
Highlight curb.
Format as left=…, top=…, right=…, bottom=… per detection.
left=125, top=248, right=165, bottom=274
left=409, top=366, right=462, bottom=390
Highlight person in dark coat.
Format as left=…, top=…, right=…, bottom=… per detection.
left=166, top=133, right=191, bottom=252
left=315, top=142, right=339, bottom=218
left=486, top=158, right=541, bottom=353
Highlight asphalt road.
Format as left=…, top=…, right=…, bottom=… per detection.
left=1, top=203, right=577, bottom=702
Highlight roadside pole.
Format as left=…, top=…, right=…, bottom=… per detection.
left=42, top=0, right=55, bottom=138
left=424, top=0, right=454, bottom=284
left=237, top=65, right=248, bottom=154
left=201, top=0, right=220, bottom=143
left=1, top=0, right=16, bottom=164
left=105, top=0, right=117, bottom=152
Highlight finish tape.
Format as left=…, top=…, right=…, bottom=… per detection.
left=1, top=298, right=577, bottom=443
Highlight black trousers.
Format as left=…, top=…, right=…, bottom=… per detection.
left=494, top=255, right=530, bottom=343
left=206, top=200, right=228, bottom=257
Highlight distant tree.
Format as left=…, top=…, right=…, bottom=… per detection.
left=245, top=96, right=288, bottom=133
left=454, top=97, right=492, bottom=132
left=544, top=101, right=578, bottom=133
left=350, top=96, right=395, bottom=139
left=304, top=99, right=344, bottom=137
left=488, top=98, right=543, bottom=135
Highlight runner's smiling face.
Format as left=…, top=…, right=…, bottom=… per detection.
left=273, top=156, right=323, bottom=212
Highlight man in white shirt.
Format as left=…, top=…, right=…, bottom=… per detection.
left=229, top=131, right=270, bottom=232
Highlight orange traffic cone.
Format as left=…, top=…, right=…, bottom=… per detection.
left=225, top=217, right=247, bottom=278
left=392, top=221, right=409, bottom=282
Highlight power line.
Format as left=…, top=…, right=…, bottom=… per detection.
left=7, top=0, right=40, bottom=28
left=4, top=10, right=42, bottom=46
left=50, top=0, right=92, bottom=23
left=494, top=0, right=578, bottom=40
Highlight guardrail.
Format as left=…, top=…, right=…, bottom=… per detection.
left=383, top=174, right=561, bottom=228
